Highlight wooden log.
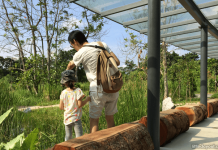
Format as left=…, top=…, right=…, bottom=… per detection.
left=139, top=109, right=189, bottom=146
left=207, top=99, right=218, bottom=116
left=197, top=101, right=214, bottom=117
left=175, top=103, right=207, bottom=126
left=52, top=122, right=154, bottom=150
left=207, top=102, right=214, bottom=117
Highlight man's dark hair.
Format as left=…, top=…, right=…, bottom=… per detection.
left=68, top=30, right=88, bottom=45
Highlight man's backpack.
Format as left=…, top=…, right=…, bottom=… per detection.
left=83, top=41, right=123, bottom=93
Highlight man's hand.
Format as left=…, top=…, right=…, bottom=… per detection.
left=66, top=60, right=76, bottom=70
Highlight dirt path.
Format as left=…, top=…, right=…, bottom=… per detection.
left=14, top=104, right=59, bottom=112
left=16, top=94, right=214, bottom=112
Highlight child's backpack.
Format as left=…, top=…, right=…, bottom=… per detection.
left=83, top=41, right=123, bottom=93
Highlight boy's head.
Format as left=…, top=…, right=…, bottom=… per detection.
left=60, top=70, right=77, bottom=88
left=68, top=30, right=88, bottom=51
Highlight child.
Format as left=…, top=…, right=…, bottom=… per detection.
left=59, top=70, right=91, bottom=141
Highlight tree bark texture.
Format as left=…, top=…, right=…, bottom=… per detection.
left=162, top=42, right=168, bottom=99
left=52, top=122, right=154, bottom=150
left=175, top=103, right=207, bottom=126
left=139, top=109, right=189, bottom=146
left=202, top=99, right=218, bottom=117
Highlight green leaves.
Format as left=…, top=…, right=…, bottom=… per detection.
left=20, top=128, right=39, bottom=150
left=2, top=133, right=25, bottom=150
left=0, top=107, right=13, bottom=124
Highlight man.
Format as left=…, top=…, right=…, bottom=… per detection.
left=66, top=30, right=120, bottom=133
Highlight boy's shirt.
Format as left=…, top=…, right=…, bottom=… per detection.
left=60, top=88, right=85, bottom=125
left=73, top=42, right=112, bottom=92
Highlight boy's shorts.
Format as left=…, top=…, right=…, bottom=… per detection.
left=89, top=91, right=119, bottom=119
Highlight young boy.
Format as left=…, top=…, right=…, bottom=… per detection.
left=59, top=70, right=91, bottom=141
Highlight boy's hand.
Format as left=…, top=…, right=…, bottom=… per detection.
left=87, top=96, right=91, bottom=102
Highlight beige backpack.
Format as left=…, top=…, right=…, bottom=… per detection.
left=83, top=41, right=123, bottom=93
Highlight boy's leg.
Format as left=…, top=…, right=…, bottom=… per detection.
left=65, top=123, right=73, bottom=141
left=105, top=115, right=115, bottom=128
left=74, top=120, right=83, bottom=137
left=90, top=118, right=99, bottom=133
left=89, top=91, right=105, bottom=133
left=105, top=92, right=119, bottom=129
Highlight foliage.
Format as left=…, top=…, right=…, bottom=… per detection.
left=0, top=107, right=39, bottom=150
left=210, top=92, right=218, bottom=99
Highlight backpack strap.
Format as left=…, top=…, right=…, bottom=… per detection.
left=83, top=44, right=106, bottom=50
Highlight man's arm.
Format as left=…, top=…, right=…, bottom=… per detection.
left=66, top=60, right=76, bottom=70
left=110, top=52, right=120, bottom=66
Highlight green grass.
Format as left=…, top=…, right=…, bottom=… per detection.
left=210, top=92, right=218, bottom=99
left=2, top=69, right=213, bottom=149
left=0, top=72, right=148, bottom=149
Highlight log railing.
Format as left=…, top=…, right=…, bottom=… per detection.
left=46, top=99, right=218, bottom=150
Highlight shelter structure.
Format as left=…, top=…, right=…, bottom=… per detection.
left=69, top=0, right=218, bottom=149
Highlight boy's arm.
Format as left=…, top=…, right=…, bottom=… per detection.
left=66, top=60, right=76, bottom=70
left=77, top=96, right=91, bottom=108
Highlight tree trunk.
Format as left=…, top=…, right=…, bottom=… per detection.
left=175, top=103, right=207, bottom=126
left=32, top=31, right=38, bottom=94
left=162, top=42, right=168, bottom=99
left=179, top=80, right=180, bottom=101
left=139, top=109, right=189, bottom=146
left=189, top=82, right=191, bottom=102
left=215, top=68, right=217, bottom=92
left=44, top=0, right=50, bottom=100
left=52, top=122, right=154, bottom=150
left=186, top=84, right=188, bottom=102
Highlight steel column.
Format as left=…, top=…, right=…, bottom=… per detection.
left=200, top=26, right=208, bottom=108
left=147, top=0, right=160, bottom=149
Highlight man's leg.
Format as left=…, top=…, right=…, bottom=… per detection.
left=105, top=115, right=115, bottom=128
left=90, top=117, right=99, bottom=133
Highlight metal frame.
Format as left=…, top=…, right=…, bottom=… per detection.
left=69, top=0, right=79, bottom=2
left=174, top=38, right=218, bottom=47
left=181, top=43, right=218, bottom=50
left=178, top=0, right=218, bottom=40
left=123, top=1, right=218, bottom=26
left=200, top=27, right=208, bottom=108
left=166, top=34, right=215, bottom=44
left=101, top=0, right=148, bottom=17
left=161, top=28, right=200, bottom=38
left=161, top=25, right=218, bottom=38
left=147, top=0, right=160, bottom=149
left=140, top=14, right=218, bottom=34
left=191, top=47, right=218, bottom=52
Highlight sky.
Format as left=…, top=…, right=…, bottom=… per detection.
left=0, top=2, right=192, bottom=68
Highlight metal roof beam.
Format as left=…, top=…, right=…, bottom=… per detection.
left=123, top=1, right=218, bottom=26
left=166, top=34, right=213, bottom=43
left=191, top=47, right=218, bottom=52
left=182, top=43, right=218, bottom=50
left=140, top=15, right=218, bottom=34
left=174, top=38, right=218, bottom=47
left=178, top=0, right=218, bottom=40
left=161, top=28, right=200, bottom=38
left=101, top=0, right=148, bottom=17
left=167, top=35, right=200, bottom=43
left=69, top=0, right=79, bottom=2
left=161, top=25, right=218, bottom=38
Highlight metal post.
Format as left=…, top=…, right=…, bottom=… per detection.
left=200, top=26, right=208, bottom=109
left=147, top=0, right=160, bottom=149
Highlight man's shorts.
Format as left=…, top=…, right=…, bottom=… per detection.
left=89, top=91, right=119, bottom=119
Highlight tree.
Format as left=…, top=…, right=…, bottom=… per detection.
left=120, top=29, right=147, bottom=69
left=0, top=0, right=107, bottom=96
